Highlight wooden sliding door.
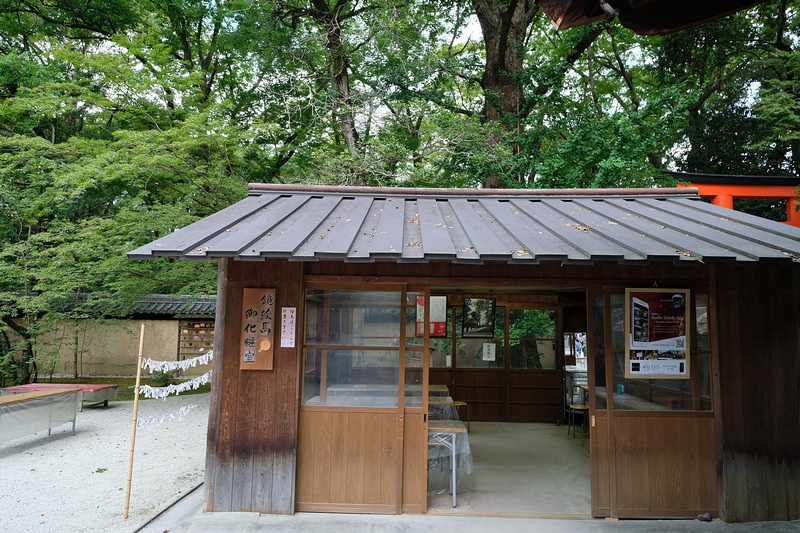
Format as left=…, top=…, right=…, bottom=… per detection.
left=590, top=288, right=718, bottom=518
left=296, top=409, right=403, bottom=513
left=295, top=284, right=428, bottom=514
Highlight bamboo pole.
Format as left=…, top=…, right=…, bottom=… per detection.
left=124, top=323, right=146, bottom=519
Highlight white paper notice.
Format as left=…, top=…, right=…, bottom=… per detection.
left=482, top=343, right=496, bottom=362
left=281, top=307, right=296, bottom=348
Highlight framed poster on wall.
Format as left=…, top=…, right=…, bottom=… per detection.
left=625, top=288, right=690, bottom=379
left=462, top=297, right=496, bottom=338
left=416, top=295, right=447, bottom=337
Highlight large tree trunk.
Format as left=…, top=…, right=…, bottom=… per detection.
left=311, top=0, right=364, bottom=184
left=327, top=22, right=361, bottom=160
left=474, top=0, right=539, bottom=188
left=474, top=1, right=603, bottom=188
left=475, top=0, right=538, bottom=126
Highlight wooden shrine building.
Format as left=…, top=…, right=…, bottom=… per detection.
left=129, top=184, right=800, bottom=523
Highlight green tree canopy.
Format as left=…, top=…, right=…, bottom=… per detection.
left=1, top=0, right=797, bottom=383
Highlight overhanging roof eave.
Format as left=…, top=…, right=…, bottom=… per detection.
left=126, top=185, right=800, bottom=265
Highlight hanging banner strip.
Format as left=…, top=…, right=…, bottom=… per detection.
left=137, top=404, right=199, bottom=427
left=138, top=371, right=212, bottom=399
left=141, top=351, right=214, bottom=373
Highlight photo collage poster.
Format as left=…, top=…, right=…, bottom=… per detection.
left=625, top=288, right=690, bottom=379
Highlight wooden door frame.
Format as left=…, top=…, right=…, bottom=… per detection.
left=589, top=284, right=718, bottom=519
left=588, top=285, right=608, bottom=517
left=296, top=282, right=409, bottom=514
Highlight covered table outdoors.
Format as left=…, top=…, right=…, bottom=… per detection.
left=1, top=383, right=119, bottom=409
left=428, top=419, right=473, bottom=507
left=0, top=388, right=81, bottom=442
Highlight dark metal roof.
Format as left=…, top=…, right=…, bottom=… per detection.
left=127, top=185, right=800, bottom=265
left=132, top=294, right=216, bottom=317
left=3, top=293, right=217, bottom=318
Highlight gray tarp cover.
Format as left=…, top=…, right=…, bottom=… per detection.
left=0, top=390, right=80, bottom=441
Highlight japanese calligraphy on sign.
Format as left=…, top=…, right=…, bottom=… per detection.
left=240, top=288, right=276, bottom=370
left=281, top=307, right=296, bottom=348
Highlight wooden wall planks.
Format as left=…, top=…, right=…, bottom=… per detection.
left=609, top=415, right=716, bottom=518
left=713, top=263, right=800, bottom=522
left=295, top=410, right=403, bottom=513
left=402, top=412, right=427, bottom=514
left=592, top=412, right=611, bottom=515
left=204, top=259, right=301, bottom=514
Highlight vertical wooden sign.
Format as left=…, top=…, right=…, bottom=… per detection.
left=240, top=288, right=276, bottom=370
left=281, top=307, right=296, bottom=348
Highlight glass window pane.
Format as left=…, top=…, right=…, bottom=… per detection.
left=508, top=309, right=555, bottom=338
left=508, top=309, right=556, bottom=370
left=611, top=293, right=625, bottom=350
left=510, top=339, right=557, bottom=369
left=303, top=348, right=322, bottom=404
left=493, top=307, right=506, bottom=338
left=404, top=349, right=424, bottom=408
left=610, top=353, right=711, bottom=411
left=430, top=338, right=452, bottom=368
left=455, top=339, right=504, bottom=368
left=593, top=350, right=607, bottom=410
left=406, top=292, right=424, bottom=347
left=696, top=353, right=712, bottom=410
left=305, top=289, right=401, bottom=346
left=592, top=294, right=605, bottom=350
left=592, top=294, right=607, bottom=409
left=303, top=348, right=399, bottom=407
left=303, top=288, right=403, bottom=408
left=696, top=294, right=709, bottom=350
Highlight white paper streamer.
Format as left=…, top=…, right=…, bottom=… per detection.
left=137, top=404, right=198, bottom=427
left=139, top=371, right=212, bottom=399
left=141, top=351, right=214, bottom=373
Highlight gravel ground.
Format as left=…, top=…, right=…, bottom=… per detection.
left=0, top=392, right=209, bottom=533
